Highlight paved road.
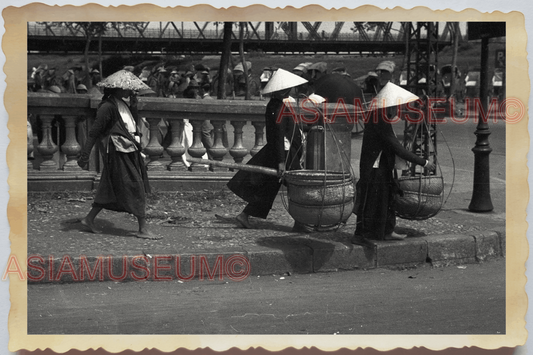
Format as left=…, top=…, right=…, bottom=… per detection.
left=28, top=258, right=505, bottom=335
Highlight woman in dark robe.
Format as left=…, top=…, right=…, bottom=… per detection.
left=77, top=70, right=159, bottom=240
left=352, top=83, right=436, bottom=245
left=227, top=69, right=307, bottom=229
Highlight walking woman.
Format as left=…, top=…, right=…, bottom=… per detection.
left=227, top=69, right=307, bottom=229
left=352, top=82, right=435, bottom=245
left=77, top=69, right=159, bottom=240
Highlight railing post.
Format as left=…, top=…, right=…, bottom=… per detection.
left=144, top=117, right=166, bottom=171
left=165, top=119, right=188, bottom=171
left=207, top=119, right=228, bottom=171
left=187, top=119, right=208, bottom=172
left=27, top=119, right=34, bottom=171
left=36, top=115, right=58, bottom=171
left=251, top=121, right=265, bottom=156
left=61, top=115, right=82, bottom=171
left=229, top=120, right=248, bottom=164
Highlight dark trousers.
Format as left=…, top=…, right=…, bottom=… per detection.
left=354, top=167, right=395, bottom=240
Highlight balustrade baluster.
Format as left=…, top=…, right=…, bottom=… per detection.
left=207, top=120, right=228, bottom=172
left=36, top=114, right=58, bottom=171
left=251, top=121, right=265, bottom=156
left=61, top=115, right=82, bottom=171
left=27, top=119, right=34, bottom=171
left=229, top=120, right=248, bottom=165
left=143, top=117, right=165, bottom=171
left=165, top=119, right=187, bottom=171
left=187, top=119, right=208, bottom=172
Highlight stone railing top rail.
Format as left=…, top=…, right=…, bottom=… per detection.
left=28, top=93, right=268, bottom=121
left=28, top=93, right=363, bottom=122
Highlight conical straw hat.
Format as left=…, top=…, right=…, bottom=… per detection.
left=97, top=69, right=151, bottom=91
left=261, top=68, right=308, bottom=94
left=372, top=82, right=419, bottom=108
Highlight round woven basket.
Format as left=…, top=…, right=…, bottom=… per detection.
left=287, top=179, right=354, bottom=206
left=395, top=175, right=444, bottom=220
left=284, top=170, right=355, bottom=226
left=288, top=200, right=354, bottom=226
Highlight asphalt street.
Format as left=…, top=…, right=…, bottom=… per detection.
left=28, top=258, right=505, bottom=335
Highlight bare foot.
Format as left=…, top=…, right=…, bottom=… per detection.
left=80, top=217, right=102, bottom=234
left=291, top=221, right=315, bottom=233
left=129, top=230, right=162, bottom=240
left=235, top=214, right=253, bottom=229
left=384, top=232, right=407, bottom=240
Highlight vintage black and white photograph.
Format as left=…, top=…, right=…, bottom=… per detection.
left=10, top=4, right=527, bottom=352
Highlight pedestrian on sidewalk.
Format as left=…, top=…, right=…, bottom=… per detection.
left=352, top=82, right=436, bottom=246
left=227, top=68, right=307, bottom=230
left=77, top=69, right=160, bottom=240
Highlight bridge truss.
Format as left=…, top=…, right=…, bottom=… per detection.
left=27, top=21, right=456, bottom=55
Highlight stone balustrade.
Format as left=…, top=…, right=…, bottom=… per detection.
left=28, top=93, right=268, bottom=191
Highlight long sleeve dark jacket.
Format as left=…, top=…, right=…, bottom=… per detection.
left=359, top=109, right=426, bottom=182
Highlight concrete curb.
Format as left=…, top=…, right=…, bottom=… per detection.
left=27, top=228, right=505, bottom=284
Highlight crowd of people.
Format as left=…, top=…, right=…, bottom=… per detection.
left=28, top=64, right=102, bottom=95
left=27, top=59, right=372, bottom=100
left=138, top=64, right=213, bottom=99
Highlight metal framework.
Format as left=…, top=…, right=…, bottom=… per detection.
left=29, top=21, right=455, bottom=55
left=403, top=22, right=440, bottom=176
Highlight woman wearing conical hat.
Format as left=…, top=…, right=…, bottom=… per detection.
left=227, top=69, right=307, bottom=229
left=77, top=70, right=160, bottom=240
left=352, top=83, right=436, bottom=245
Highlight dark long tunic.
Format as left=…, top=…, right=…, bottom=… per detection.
left=80, top=98, right=150, bottom=218
left=227, top=97, right=302, bottom=219
left=355, top=109, right=426, bottom=239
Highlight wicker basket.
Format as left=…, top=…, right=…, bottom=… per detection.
left=284, top=170, right=355, bottom=226
left=287, top=179, right=354, bottom=206
left=395, top=175, right=444, bottom=220
left=288, top=200, right=354, bottom=226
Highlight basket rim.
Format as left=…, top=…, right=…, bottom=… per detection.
left=288, top=199, right=354, bottom=208
left=284, top=170, right=353, bottom=182
left=398, top=175, right=444, bottom=181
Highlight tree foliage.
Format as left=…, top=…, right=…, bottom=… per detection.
left=36, top=22, right=141, bottom=82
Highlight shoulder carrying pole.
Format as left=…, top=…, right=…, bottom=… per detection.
left=186, top=157, right=279, bottom=176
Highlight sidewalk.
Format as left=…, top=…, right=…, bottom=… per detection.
left=27, top=162, right=506, bottom=283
